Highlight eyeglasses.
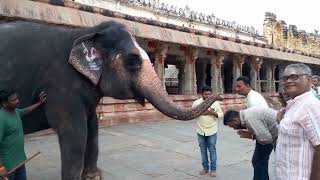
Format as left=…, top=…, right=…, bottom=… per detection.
left=281, top=74, right=309, bottom=82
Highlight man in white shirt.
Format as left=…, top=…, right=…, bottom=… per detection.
left=235, top=76, right=268, bottom=108
left=235, top=76, right=272, bottom=180
left=192, top=86, right=223, bottom=177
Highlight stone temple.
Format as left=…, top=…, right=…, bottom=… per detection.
left=1, top=0, right=319, bottom=126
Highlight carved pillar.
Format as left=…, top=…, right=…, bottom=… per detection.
left=153, top=44, right=168, bottom=87
left=232, top=54, right=245, bottom=91
left=266, top=62, right=276, bottom=93
left=278, top=64, right=286, bottom=93
left=181, top=47, right=198, bottom=95
left=210, top=52, right=225, bottom=93
left=250, top=57, right=263, bottom=92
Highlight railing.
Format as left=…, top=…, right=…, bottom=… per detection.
left=165, top=70, right=179, bottom=87
left=165, top=70, right=179, bottom=94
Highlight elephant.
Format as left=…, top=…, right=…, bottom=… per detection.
left=0, top=21, right=220, bottom=180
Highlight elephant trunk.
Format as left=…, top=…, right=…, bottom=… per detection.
left=136, top=60, right=220, bottom=120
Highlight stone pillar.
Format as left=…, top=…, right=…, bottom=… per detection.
left=266, top=63, right=276, bottom=93
left=278, top=64, right=286, bottom=93
left=181, top=47, right=198, bottom=95
left=232, top=54, right=246, bottom=91
left=210, top=52, right=225, bottom=93
left=250, top=57, right=263, bottom=92
left=153, top=44, right=168, bottom=87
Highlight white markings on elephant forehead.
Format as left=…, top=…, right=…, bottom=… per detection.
left=133, top=40, right=150, bottom=60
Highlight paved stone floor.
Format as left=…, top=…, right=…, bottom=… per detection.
left=24, top=119, right=277, bottom=180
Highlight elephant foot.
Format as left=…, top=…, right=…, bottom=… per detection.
left=81, top=168, right=102, bottom=180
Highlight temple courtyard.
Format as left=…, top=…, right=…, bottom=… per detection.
left=25, top=119, right=277, bottom=180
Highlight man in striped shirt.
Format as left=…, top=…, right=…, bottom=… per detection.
left=223, top=107, right=277, bottom=180
left=277, top=63, right=320, bottom=180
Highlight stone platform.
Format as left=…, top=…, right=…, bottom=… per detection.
left=96, top=94, right=247, bottom=127
left=97, top=93, right=280, bottom=127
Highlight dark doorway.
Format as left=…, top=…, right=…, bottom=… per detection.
left=206, top=64, right=211, bottom=87
left=223, top=58, right=233, bottom=93
left=242, top=61, right=251, bottom=78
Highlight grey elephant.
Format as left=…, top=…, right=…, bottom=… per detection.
left=0, top=21, right=220, bottom=180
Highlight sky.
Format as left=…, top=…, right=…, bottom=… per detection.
left=160, top=0, right=319, bottom=35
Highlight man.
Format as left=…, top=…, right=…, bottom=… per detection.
left=311, top=75, right=320, bottom=98
left=235, top=76, right=268, bottom=108
left=0, top=88, right=46, bottom=180
left=277, top=63, right=320, bottom=180
left=223, top=107, right=277, bottom=180
left=235, top=76, right=274, bottom=179
left=192, top=86, right=223, bottom=177
left=312, top=75, right=320, bottom=89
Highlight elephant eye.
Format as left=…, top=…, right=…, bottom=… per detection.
left=124, top=53, right=142, bottom=72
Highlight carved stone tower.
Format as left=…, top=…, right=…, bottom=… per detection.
left=263, top=12, right=277, bottom=45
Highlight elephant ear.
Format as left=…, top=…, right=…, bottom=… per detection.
left=68, top=34, right=103, bottom=85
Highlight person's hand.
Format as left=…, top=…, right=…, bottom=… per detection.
left=39, top=91, right=47, bottom=104
left=202, top=110, right=211, bottom=115
left=214, top=94, right=223, bottom=101
left=237, top=129, right=254, bottom=139
left=276, top=108, right=285, bottom=123
left=0, top=166, right=8, bottom=178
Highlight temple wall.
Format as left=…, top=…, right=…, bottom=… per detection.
left=263, top=12, right=320, bottom=57
left=0, top=0, right=313, bottom=127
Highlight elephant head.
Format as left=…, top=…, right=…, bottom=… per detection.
left=68, top=21, right=221, bottom=120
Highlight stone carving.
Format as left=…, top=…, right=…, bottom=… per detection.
left=263, top=12, right=320, bottom=56
left=116, top=0, right=259, bottom=35
left=154, top=43, right=168, bottom=64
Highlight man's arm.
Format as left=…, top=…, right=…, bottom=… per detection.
left=204, top=102, right=223, bottom=118
left=247, top=117, right=273, bottom=144
left=300, top=105, right=320, bottom=180
left=21, top=92, right=46, bottom=115
left=276, top=108, right=285, bottom=124
left=310, top=145, right=320, bottom=180
left=204, top=109, right=218, bottom=118
left=237, top=129, right=254, bottom=139
left=0, top=121, right=7, bottom=177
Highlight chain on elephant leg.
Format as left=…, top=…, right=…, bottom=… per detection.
left=81, top=167, right=102, bottom=180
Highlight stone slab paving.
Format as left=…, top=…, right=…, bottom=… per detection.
left=24, top=119, right=277, bottom=180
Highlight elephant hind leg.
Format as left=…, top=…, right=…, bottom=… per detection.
left=82, top=114, right=102, bottom=180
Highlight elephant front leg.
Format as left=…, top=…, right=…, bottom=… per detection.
left=59, top=130, right=87, bottom=180
left=82, top=114, right=102, bottom=180
left=45, top=98, right=88, bottom=180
